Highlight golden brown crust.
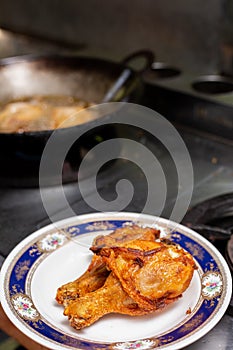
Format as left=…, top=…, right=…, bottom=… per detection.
left=56, top=225, right=196, bottom=330
left=96, top=240, right=196, bottom=310
left=56, top=225, right=160, bottom=305
left=64, top=273, right=154, bottom=330
left=56, top=255, right=108, bottom=305
left=93, top=225, right=160, bottom=248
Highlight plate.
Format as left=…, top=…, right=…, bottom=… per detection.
left=0, top=212, right=232, bottom=350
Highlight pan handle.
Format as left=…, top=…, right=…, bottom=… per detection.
left=102, top=50, right=155, bottom=103
left=121, top=50, right=155, bottom=73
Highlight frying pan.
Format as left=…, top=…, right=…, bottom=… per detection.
left=0, top=50, right=154, bottom=187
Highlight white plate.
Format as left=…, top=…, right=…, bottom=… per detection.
left=0, top=212, right=232, bottom=350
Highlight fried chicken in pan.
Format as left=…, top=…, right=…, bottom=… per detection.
left=56, top=225, right=160, bottom=305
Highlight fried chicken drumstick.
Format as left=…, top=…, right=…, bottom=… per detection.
left=56, top=225, right=160, bottom=305
left=56, top=225, right=196, bottom=330
left=64, top=272, right=154, bottom=330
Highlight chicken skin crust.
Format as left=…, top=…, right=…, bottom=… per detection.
left=63, top=239, right=196, bottom=330
left=63, top=272, right=155, bottom=330
left=93, top=239, right=197, bottom=310
left=57, top=226, right=196, bottom=330
left=56, top=225, right=160, bottom=305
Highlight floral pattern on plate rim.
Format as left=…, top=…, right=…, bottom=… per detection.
left=11, top=293, right=40, bottom=321
left=113, top=339, right=158, bottom=349
left=37, top=232, right=67, bottom=252
left=201, top=271, right=223, bottom=299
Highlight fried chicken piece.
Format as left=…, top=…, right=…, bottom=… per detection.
left=56, top=255, right=109, bottom=306
left=64, top=272, right=173, bottom=330
left=51, top=105, right=94, bottom=128
left=0, top=102, right=55, bottom=132
left=92, top=225, right=160, bottom=248
left=63, top=238, right=193, bottom=330
left=93, top=239, right=196, bottom=310
left=56, top=225, right=160, bottom=305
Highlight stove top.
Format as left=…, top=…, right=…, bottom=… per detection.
left=0, top=29, right=232, bottom=350
left=183, top=193, right=233, bottom=316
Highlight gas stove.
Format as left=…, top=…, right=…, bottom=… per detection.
left=0, top=29, right=232, bottom=350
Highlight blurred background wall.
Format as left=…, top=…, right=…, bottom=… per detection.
left=0, top=0, right=232, bottom=75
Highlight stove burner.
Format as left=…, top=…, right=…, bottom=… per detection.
left=182, top=192, right=233, bottom=317
left=226, top=235, right=233, bottom=274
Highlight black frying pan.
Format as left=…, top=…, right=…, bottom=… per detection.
left=0, top=50, right=154, bottom=187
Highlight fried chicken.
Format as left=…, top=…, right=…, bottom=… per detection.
left=63, top=239, right=196, bottom=330
left=93, top=239, right=196, bottom=310
left=56, top=225, right=160, bottom=305
left=64, top=272, right=154, bottom=330
left=56, top=255, right=108, bottom=306
left=92, top=225, right=160, bottom=248
left=57, top=225, right=196, bottom=330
